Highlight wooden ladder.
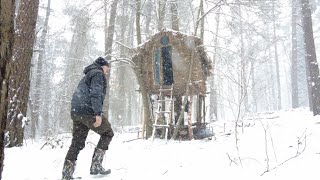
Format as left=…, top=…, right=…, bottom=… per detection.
left=151, top=85, right=174, bottom=141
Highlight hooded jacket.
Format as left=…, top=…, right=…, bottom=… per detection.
left=71, top=63, right=107, bottom=116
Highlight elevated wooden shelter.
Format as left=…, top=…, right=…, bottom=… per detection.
left=132, top=29, right=213, bottom=139
left=132, top=29, right=211, bottom=95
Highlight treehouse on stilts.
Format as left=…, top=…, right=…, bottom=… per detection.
left=132, top=29, right=213, bottom=140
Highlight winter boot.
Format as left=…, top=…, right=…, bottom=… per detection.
left=62, top=159, right=76, bottom=180
left=90, top=148, right=111, bottom=175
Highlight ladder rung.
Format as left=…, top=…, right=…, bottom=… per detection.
left=157, top=99, right=174, bottom=102
left=153, top=124, right=170, bottom=128
left=156, top=110, right=172, bottom=113
left=159, top=88, right=173, bottom=92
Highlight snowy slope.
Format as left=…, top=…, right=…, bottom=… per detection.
left=3, top=108, right=320, bottom=180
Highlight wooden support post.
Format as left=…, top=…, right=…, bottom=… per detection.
left=197, top=95, right=202, bottom=125
left=203, top=95, right=206, bottom=123
left=188, top=95, right=194, bottom=140
left=161, top=95, right=166, bottom=138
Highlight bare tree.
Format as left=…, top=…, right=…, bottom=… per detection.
left=0, top=0, right=15, bottom=177
left=6, top=0, right=39, bottom=147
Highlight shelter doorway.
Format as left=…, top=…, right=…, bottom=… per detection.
left=161, top=46, right=173, bottom=85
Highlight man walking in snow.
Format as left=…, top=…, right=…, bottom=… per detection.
left=62, top=57, right=114, bottom=180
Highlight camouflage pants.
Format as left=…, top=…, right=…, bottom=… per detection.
left=65, top=113, right=114, bottom=161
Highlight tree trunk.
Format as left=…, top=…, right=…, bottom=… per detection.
left=267, top=23, right=277, bottom=111
left=170, top=0, right=179, bottom=31
left=174, top=96, right=182, bottom=124
left=145, top=0, right=152, bottom=36
left=31, top=0, right=51, bottom=138
left=251, top=59, right=257, bottom=112
left=104, top=0, right=119, bottom=121
left=113, top=1, right=129, bottom=126
left=0, top=0, right=15, bottom=177
left=136, top=0, right=141, bottom=45
left=194, top=0, right=203, bottom=36
left=300, top=0, right=320, bottom=115
left=7, top=0, right=39, bottom=147
left=210, top=7, right=220, bottom=121
left=105, top=0, right=119, bottom=58
left=291, top=0, right=299, bottom=108
left=134, top=61, right=152, bottom=138
left=187, top=95, right=193, bottom=140
left=237, top=1, right=248, bottom=112
left=157, top=0, right=167, bottom=31
left=200, top=0, right=204, bottom=40
left=272, top=0, right=281, bottom=110
left=104, top=0, right=108, bottom=54
left=197, top=95, right=202, bottom=124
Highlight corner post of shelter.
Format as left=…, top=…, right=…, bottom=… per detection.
left=187, top=92, right=194, bottom=140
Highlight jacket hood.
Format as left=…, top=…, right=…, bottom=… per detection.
left=83, top=63, right=103, bottom=74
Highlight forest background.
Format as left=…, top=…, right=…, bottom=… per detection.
left=0, top=0, right=320, bottom=179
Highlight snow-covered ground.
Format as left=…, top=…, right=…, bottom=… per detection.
left=3, top=108, right=320, bottom=180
